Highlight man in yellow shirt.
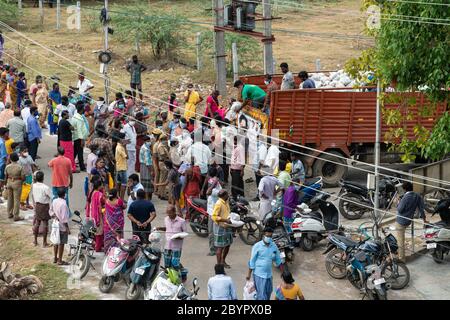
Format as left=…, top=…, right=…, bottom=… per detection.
left=184, top=83, right=203, bottom=120
left=212, top=190, right=233, bottom=268
left=114, top=133, right=128, bottom=199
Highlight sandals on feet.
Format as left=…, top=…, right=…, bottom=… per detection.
left=57, top=261, right=70, bottom=266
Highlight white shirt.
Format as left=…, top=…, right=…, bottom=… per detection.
left=281, top=71, right=295, bottom=90
left=77, top=78, right=94, bottom=95
left=55, top=103, right=76, bottom=121
left=0, top=102, right=5, bottom=112
left=264, top=145, right=280, bottom=174
left=32, top=182, right=53, bottom=204
left=185, top=141, right=212, bottom=175
left=253, top=142, right=268, bottom=171
left=127, top=182, right=144, bottom=212
left=121, top=123, right=137, bottom=150
left=21, top=107, right=31, bottom=131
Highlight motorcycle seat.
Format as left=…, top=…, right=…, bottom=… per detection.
left=342, top=181, right=368, bottom=193
left=332, top=234, right=359, bottom=248
left=192, top=198, right=207, bottom=209
left=304, top=177, right=322, bottom=186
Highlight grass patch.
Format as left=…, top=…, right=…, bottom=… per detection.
left=0, top=222, right=96, bottom=300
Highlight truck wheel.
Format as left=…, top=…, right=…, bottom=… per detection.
left=313, top=151, right=348, bottom=187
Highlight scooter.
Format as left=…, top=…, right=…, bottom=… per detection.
left=125, top=232, right=162, bottom=300
left=263, top=197, right=295, bottom=262
left=291, top=192, right=341, bottom=251
left=187, top=195, right=263, bottom=245
left=423, top=198, right=450, bottom=263
left=145, top=266, right=200, bottom=300
left=98, top=236, right=140, bottom=293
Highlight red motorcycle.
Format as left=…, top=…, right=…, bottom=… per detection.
left=186, top=196, right=263, bottom=245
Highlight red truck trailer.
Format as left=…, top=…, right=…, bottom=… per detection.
left=238, top=74, right=448, bottom=186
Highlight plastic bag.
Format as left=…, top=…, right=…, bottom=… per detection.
left=243, top=280, right=257, bottom=300
left=20, top=183, right=32, bottom=203
left=50, top=219, right=60, bottom=245
left=108, top=173, right=114, bottom=190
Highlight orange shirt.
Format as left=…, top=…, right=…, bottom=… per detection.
left=48, top=156, right=72, bottom=187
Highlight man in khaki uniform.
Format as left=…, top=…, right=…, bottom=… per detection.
left=5, top=153, right=25, bottom=221
left=151, top=128, right=162, bottom=198
left=156, top=134, right=170, bottom=200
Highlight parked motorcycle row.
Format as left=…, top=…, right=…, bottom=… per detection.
left=67, top=212, right=199, bottom=300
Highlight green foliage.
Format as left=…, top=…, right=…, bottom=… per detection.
left=110, top=5, right=187, bottom=59
left=0, top=0, right=20, bottom=25
left=348, top=0, right=450, bottom=162
left=199, top=31, right=262, bottom=75
left=422, top=112, right=450, bottom=161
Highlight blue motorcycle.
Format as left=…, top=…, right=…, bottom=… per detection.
left=125, top=234, right=162, bottom=300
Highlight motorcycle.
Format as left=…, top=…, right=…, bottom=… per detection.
left=291, top=192, right=341, bottom=251
left=324, top=228, right=410, bottom=290
left=145, top=266, right=200, bottom=300
left=68, top=211, right=97, bottom=280
left=125, top=232, right=163, bottom=300
left=263, top=197, right=295, bottom=262
left=98, top=236, right=141, bottom=293
left=423, top=198, right=450, bottom=263
left=338, top=177, right=403, bottom=220
left=187, top=196, right=263, bottom=245
left=298, top=176, right=324, bottom=205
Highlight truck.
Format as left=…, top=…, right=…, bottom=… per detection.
left=238, top=74, right=448, bottom=186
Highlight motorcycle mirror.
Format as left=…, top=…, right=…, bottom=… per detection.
left=74, top=211, right=81, bottom=217
left=193, top=278, right=198, bottom=288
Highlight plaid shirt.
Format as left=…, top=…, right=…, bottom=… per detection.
left=88, top=138, right=114, bottom=165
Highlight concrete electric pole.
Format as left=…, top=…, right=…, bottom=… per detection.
left=262, top=0, right=274, bottom=75
left=213, top=0, right=228, bottom=98
left=103, top=0, right=110, bottom=105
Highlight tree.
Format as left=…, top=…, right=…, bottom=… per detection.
left=0, top=0, right=20, bottom=25
left=345, top=0, right=449, bottom=162
left=111, top=5, right=187, bottom=59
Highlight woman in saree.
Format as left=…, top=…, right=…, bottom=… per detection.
left=86, top=179, right=105, bottom=252
left=103, top=188, right=126, bottom=253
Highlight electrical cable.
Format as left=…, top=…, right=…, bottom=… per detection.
left=1, top=20, right=449, bottom=190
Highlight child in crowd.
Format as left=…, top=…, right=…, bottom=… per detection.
left=32, top=171, right=53, bottom=247
left=50, top=187, right=70, bottom=265
left=18, top=146, right=37, bottom=211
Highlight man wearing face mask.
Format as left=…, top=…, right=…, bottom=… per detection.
left=263, top=74, right=278, bottom=115
left=27, top=106, right=42, bottom=161
left=139, top=135, right=154, bottom=200
left=247, top=226, right=284, bottom=300
left=121, top=118, right=137, bottom=178
left=155, top=134, right=170, bottom=200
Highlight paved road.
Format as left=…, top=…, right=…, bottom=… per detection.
left=9, top=129, right=450, bottom=300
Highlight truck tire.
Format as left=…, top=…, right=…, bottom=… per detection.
left=312, top=151, right=348, bottom=187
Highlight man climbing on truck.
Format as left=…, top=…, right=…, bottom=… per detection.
left=233, top=80, right=266, bottom=110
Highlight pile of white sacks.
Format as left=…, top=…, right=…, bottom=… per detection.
left=308, top=69, right=360, bottom=89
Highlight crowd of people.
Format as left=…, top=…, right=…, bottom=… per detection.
left=0, top=55, right=318, bottom=300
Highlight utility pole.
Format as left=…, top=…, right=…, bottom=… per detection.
left=196, top=32, right=202, bottom=71
left=373, top=79, right=381, bottom=239
left=56, top=0, right=61, bottom=30
left=232, top=42, right=239, bottom=82
left=213, top=0, right=227, bottom=98
left=103, top=0, right=110, bottom=105
left=262, top=0, right=274, bottom=75
left=39, top=0, right=44, bottom=32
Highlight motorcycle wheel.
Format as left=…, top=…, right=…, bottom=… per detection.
left=325, top=248, right=347, bottom=279
left=338, top=193, right=369, bottom=220
left=366, top=287, right=387, bottom=300
left=300, top=235, right=314, bottom=251
left=382, top=259, right=410, bottom=290
left=347, top=271, right=363, bottom=290
left=189, top=213, right=209, bottom=238
left=433, top=246, right=445, bottom=264
left=99, top=276, right=115, bottom=293
left=125, top=283, right=143, bottom=300
left=70, top=250, right=90, bottom=280
left=239, top=217, right=263, bottom=245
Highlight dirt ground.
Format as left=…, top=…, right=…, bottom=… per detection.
left=0, top=214, right=96, bottom=300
